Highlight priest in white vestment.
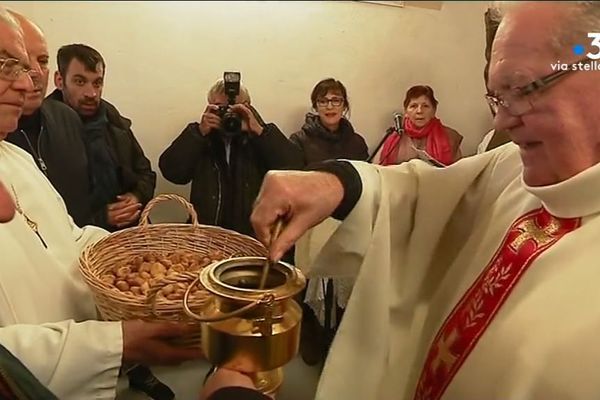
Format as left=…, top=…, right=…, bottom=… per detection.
left=0, top=139, right=125, bottom=398
left=0, top=10, right=202, bottom=399
left=246, top=3, right=600, bottom=400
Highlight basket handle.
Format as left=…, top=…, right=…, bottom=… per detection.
left=183, top=277, right=275, bottom=323
left=139, top=194, right=199, bottom=226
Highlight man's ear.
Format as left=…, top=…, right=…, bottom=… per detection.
left=54, top=71, right=63, bottom=90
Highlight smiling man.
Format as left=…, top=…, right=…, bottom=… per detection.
left=488, top=5, right=600, bottom=188
left=248, top=2, right=600, bottom=400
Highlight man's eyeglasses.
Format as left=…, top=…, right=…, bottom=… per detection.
left=316, top=97, right=344, bottom=108
left=485, top=57, right=592, bottom=116
left=0, top=57, right=31, bottom=82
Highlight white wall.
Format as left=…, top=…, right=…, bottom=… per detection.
left=4, top=1, right=492, bottom=218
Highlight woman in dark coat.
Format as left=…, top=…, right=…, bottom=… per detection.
left=290, top=78, right=368, bottom=166
left=291, top=78, right=369, bottom=366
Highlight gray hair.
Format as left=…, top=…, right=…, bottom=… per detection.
left=7, top=9, right=45, bottom=35
left=494, top=2, right=600, bottom=56
left=207, top=79, right=251, bottom=105
left=487, top=5, right=503, bottom=24
left=0, top=7, right=21, bottom=32
left=553, top=2, right=600, bottom=55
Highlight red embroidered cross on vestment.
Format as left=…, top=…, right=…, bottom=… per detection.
left=413, top=207, right=580, bottom=400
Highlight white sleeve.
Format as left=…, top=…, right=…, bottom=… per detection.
left=72, top=222, right=109, bottom=251
left=311, top=145, right=519, bottom=279
left=0, top=320, right=123, bottom=400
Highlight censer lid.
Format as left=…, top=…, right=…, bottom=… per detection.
left=199, top=256, right=305, bottom=302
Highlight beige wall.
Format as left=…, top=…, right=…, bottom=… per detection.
left=4, top=1, right=492, bottom=218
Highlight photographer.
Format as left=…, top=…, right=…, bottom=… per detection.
left=159, top=76, right=303, bottom=237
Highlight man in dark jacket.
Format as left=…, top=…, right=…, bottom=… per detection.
left=5, top=12, right=93, bottom=227
left=159, top=78, right=303, bottom=237
left=48, top=43, right=156, bottom=231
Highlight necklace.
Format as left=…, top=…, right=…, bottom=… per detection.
left=10, top=184, right=47, bottom=248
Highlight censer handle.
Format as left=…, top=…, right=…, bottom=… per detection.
left=183, top=277, right=275, bottom=322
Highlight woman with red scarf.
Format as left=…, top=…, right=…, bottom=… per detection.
left=378, top=85, right=463, bottom=166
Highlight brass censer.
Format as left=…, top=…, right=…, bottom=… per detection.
left=183, top=256, right=306, bottom=395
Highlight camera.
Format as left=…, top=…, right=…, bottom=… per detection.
left=216, top=71, right=242, bottom=137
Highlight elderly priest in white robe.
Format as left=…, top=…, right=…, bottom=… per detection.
left=0, top=8, right=202, bottom=400
left=249, top=2, right=600, bottom=400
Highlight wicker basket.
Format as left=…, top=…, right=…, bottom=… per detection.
left=79, top=194, right=267, bottom=332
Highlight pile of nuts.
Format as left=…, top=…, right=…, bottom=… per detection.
left=101, top=249, right=225, bottom=300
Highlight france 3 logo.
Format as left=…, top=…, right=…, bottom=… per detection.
left=551, top=33, right=600, bottom=71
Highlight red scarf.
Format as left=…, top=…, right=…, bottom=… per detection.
left=378, top=117, right=454, bottom=166
left=378, top=130, right=402, bottom=166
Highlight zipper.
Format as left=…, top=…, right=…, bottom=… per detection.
left=214, top=161, right=222, bottom=226
left=20, top=127, right=47, bottom=176
left=36, top=126, right=48, bottom=174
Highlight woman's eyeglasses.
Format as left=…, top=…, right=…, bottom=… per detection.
left=316, top=97, right=344, bottom=108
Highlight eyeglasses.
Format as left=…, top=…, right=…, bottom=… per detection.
left=485, top=57, right=591, bottom=116
left=316, top=97, right=344, bottom=108
left=0, top=57, right=31, bottom=82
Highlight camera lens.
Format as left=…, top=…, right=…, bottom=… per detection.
left=222, top=111, right=242, bottom=136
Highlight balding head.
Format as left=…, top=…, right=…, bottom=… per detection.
left=0, top=8, right=20, bottom=32
left=8, top=11, right=43, bottom=39
left=488, top=2, right=600, bottom=187
left=0, top=7, right=32, bottom=139
left=492, top=2, right=600, bottom=59
left=8, top=10, right=48, bottom=115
